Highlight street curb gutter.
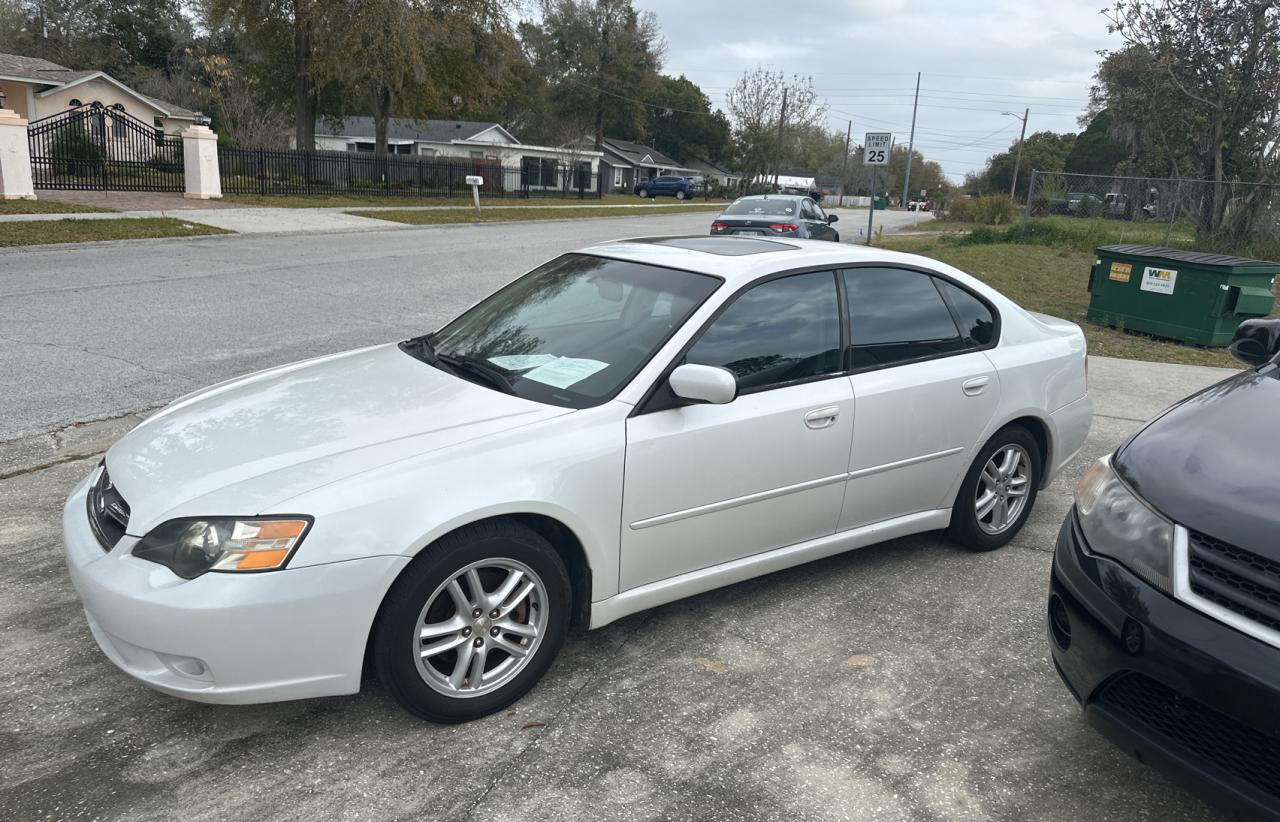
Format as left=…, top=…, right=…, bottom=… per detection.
left=1, top=412, right=148, bottom=480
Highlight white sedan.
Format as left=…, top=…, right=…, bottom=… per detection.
left=64, top=236, right=1092, bottom=722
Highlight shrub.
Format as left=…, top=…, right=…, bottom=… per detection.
left=947, top=193, right=1017, bottom=225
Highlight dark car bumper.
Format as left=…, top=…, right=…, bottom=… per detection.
left=1050, top=510, right=1280, bottom=821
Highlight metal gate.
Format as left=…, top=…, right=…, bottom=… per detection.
left=27, top=102, right=184, bottom=191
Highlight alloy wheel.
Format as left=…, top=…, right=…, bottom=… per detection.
left=412, top=558, right=548, bottom=698
left=975, top=444, right=1032, bottom=535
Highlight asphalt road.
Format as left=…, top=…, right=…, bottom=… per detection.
left=0, top=208, right=928, bottom=445
left=0, top=209, right=1238, bottom=821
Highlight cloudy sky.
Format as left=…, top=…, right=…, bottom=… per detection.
left=631, top=0, right=1121, bottom=183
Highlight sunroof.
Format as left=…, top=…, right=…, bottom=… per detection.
left=629, top=236, right=799, bottom=256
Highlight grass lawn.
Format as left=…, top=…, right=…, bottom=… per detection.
left=0, top=218, right=230, bottom=248
left=0, top=200, right=113, bottom=215
left=349, top=203, right=722, bottom=225
left=880, top=234, right=1249, bottom=369
left=226, top=193, right=729, bottom=209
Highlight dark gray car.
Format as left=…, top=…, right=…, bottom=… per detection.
left=710, top=195, right=840, bottom=242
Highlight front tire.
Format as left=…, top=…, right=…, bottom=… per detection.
left=637, top=188, right=649, bottom=198
left=947, top=426, right=1042, bottom=552
left=372, top=521, right=571, bottom=723
left=676, top=189, right=687, bottom=200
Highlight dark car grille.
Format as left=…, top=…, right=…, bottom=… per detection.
left=1188, top=529, right=1280, bottom=635
left=86, top=465, right=130, bottom=551
left=1098, top=674, right=1280, bottom=801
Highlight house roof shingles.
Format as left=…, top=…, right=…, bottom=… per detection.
left=600, top=137, right=686, bottom=170
left=0, top=53, right=80, bottom=83
left=325, top=116, right=507, bottom=143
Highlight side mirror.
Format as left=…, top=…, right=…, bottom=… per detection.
left=669, top=363, right=737, bottom=404
left=1230, top=318, right=1280, bottom=366
left=826, top=214, right=839, bottom=224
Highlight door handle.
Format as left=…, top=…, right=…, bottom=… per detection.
left=962, top=376, right=990, bottom=396
left=804, top=406, right=841, bottom=429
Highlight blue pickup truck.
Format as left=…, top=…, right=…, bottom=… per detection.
left=634, top=175, right=699, bottom=200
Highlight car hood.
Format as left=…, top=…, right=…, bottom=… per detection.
left=107, top=344, right=569, bottom=534
left=1114, top=364, right=1280, bottom=557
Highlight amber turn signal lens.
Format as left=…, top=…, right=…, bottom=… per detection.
left=232, top=548, right=292, bottom=570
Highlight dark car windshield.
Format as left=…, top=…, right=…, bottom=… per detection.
left=409, top=254, right=720, bottom=408
left=721, top=198, right=800, bottom=217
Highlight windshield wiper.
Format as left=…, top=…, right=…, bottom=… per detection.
left=436, top=353, right=517, bottom=395
left=400, top=334, right=438, bottom=364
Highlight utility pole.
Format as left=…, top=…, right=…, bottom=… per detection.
left=900, top=71, right=920, bottom=209
left=771, top=86, right=788, bottom=191
left=1007, top=107, right=1029, bottom=200
left=838, top=120, right=852, bottom=203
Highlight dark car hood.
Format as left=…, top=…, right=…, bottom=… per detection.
left=1114, top=364, right=1280, bottom=557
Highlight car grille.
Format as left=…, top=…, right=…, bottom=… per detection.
left=1097, top=673, right=1280, bottom=802
left=1187, top=529, right=1280, bottom=634
left=86, top=465, right=130, bottom=551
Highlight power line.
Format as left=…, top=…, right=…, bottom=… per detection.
left=565, top=77, right=714, bottom=116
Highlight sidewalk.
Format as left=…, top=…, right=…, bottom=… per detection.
left=0, top=207, right=407, bottom=233
left=0, top=199, right=730, bottom=234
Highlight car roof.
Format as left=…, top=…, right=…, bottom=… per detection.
left=732, top=194, right=802, bottom=201
left=576, top=236, right=970, bottom=289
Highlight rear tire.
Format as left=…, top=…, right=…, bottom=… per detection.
left=946, top=426, right=1042, bottom=552
left=372, top=521, right=571, bottom=723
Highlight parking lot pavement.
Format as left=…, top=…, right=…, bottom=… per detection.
left=0, top=358, right=1235, bottom=821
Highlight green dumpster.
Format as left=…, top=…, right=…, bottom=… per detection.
left=1086, top=244, right=1278, bottom=346
left=873, top=196, right=887, bottom=210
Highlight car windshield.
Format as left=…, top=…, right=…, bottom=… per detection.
left=721, top=198, right=799, bottom=217
left=410, top=254, right=720, bottom=408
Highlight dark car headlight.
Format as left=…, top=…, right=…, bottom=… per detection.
left=1074, top=455, right=1174, bottom=593
left=133, top=517, right=312, bottom=579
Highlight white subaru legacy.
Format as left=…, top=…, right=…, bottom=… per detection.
left=64, top=236, right=1092, bottom=722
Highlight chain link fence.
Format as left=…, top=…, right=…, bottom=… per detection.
left=1023, top=170, right=1280, bottom=254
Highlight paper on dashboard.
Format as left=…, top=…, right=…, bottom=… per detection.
left=521, top=357, right=609, bottom=389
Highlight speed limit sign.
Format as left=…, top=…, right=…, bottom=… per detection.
left=864, top=132, right=893, bottom=165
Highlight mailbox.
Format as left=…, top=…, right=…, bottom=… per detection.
left=465, top=175, right=483, bottom=186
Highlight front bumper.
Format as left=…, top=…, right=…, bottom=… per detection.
left=1049, top=510, right=1280, bottom=820
left=63, top=470, right=409, bottom=704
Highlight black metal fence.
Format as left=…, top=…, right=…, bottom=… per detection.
left=28, top=103, right=184, bottom=192
left=218, top=147, right=604, bottom=199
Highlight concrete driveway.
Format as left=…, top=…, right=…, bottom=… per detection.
left=0, top=218, right=1233, bottom=820
left=0, top=359, right=1234, bottom=822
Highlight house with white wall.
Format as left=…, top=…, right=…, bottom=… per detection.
left=576, top=137, right=699, bottom=192
left=308, top=117, right=603, bottom=191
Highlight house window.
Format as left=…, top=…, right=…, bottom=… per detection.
left=349, top=141, right=375, bottom=153
left=417, top=145, right=435, bottom=157
left=613, top=167, right=623, bottom=187
left=470, top=150, right=483, bottom=160
left=392, top=143, right=412, bottom=155
left=521, top=157, right=559, bottom=187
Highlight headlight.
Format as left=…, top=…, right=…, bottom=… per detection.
left=133, top=517, right=311, bottom=579
left=1074, top=455, right=1174, bottom=593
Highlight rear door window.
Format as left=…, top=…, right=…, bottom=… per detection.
left=935, top=280, right=998, bottom=346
